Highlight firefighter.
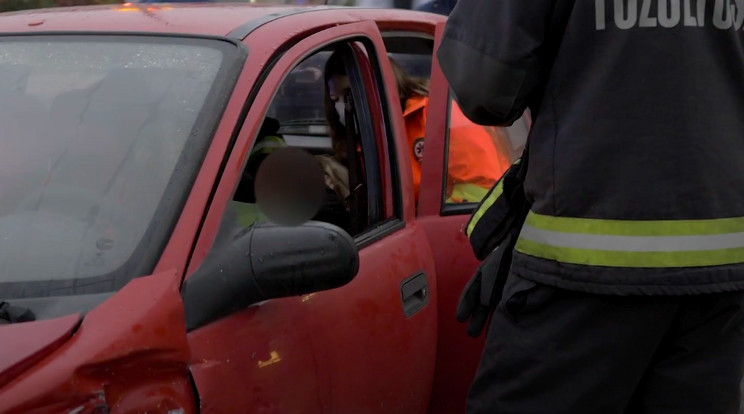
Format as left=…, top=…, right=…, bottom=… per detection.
left=438, top=0, right=744, bottom=412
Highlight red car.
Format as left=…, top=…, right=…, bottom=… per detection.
left=0, top=4, right=529, bottom=413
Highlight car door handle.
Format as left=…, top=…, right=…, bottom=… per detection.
left=400, top=272, right=429, bottom=318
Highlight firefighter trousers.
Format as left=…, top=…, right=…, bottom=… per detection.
left=467, top=274, right=744, bottom=414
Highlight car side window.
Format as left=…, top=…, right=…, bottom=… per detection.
left=224, top=41, right=392, bottom=239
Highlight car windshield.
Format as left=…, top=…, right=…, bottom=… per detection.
left=0, top=36, right=239, bottom=299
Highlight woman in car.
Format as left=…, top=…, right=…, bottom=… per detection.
left=322, top=50, right=510, bottom=205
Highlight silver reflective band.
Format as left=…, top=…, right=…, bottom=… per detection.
left=519, top=224, right=744, bottom=252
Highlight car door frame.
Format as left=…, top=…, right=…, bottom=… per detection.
left=416, top=21, right=490, bottom=414
left=183, top=19, right=439, bottom=414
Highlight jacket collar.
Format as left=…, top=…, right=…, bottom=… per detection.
left=403, top=95, right=428, bottom=117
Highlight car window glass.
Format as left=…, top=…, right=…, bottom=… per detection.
left=219, top=42, right=390, bottom=241
left=0, top=37, right=233, bottom=298
left=388, top=52, right=431, bottom=79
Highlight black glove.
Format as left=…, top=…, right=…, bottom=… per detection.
left=467, top=159, right=530, bottom=261
left=456, top=232, right=516, bottom=337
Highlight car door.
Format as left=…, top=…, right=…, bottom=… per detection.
left=416, top=22, right=530, bottom=414
left=184, top=20, right=438, bottom=414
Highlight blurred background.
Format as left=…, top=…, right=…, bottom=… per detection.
left=0, top=0, right=430, bottom=13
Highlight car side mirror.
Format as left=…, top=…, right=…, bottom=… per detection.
left=182, top=221, right=359, bottom=331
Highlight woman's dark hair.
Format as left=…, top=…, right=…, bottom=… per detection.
left=388, top=58, right=429, bottom=101
left=323, top=50, right=349, bottom=163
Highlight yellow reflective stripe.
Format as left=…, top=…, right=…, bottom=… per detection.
left=251, top=135, right=286, bottom=156
left=447, top=183, right=490, bottom=204
left=465, top=180, right=503, bottom=237
left=465, top=158, right=521, bottom=238
left=515, top=238, right=744, bottom=268
left=233, top=202, right=265, bottom=228
left=520, top=223, right=744, bottom=252
left=526, top=211, right=744, bottom=236
left=518, top=211, right=744, bottom=267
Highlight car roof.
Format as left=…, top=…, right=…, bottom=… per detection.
left=0, top=4, right=442, bottom=39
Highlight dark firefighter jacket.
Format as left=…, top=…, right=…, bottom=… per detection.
left=438, top=0, right=744, bottom=295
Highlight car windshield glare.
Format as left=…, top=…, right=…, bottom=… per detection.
left=0, top=36, right=230, bottom=299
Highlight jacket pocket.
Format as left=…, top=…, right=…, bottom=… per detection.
left=497, top=273, right=538, bottom=322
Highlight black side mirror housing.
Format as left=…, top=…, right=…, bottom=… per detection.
left=182, top=221, right=358, bottom=331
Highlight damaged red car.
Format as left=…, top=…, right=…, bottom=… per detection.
left=0, top=3, right=529, bottom=413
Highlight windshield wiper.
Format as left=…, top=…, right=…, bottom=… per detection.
left=0, top=301, right=35, bottom=324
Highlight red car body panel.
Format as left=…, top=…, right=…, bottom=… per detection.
left=0, top=271, right=195, bottom=413
left=0, top=5, right=487, bottom=413
left=417, top=24, right=485, bottom=414
left=0, top=4, right=296, bottom=37
left=0, top=314, right=80, bottom=390
left=189, top=227, right=439, bottom=413
left=187, top=19, right=440, bottom=413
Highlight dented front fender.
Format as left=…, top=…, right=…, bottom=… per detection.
left=0, top=270, right=195, bottom=414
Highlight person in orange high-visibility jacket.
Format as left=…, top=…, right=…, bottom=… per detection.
left=394, top=58, right=510, bottom=204
left=324, top=52, right=510, bottom=206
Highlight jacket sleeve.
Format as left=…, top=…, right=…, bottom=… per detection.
left=436, top=0, right=558, bottom=126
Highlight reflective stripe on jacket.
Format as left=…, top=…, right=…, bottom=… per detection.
left=516, top=212, right=744, bottom=268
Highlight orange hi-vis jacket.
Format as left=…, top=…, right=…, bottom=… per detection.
left=403, top=95, right=510, bottom=203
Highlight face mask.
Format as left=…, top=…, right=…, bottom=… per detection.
left=335, top=100, right=346, bottom=126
